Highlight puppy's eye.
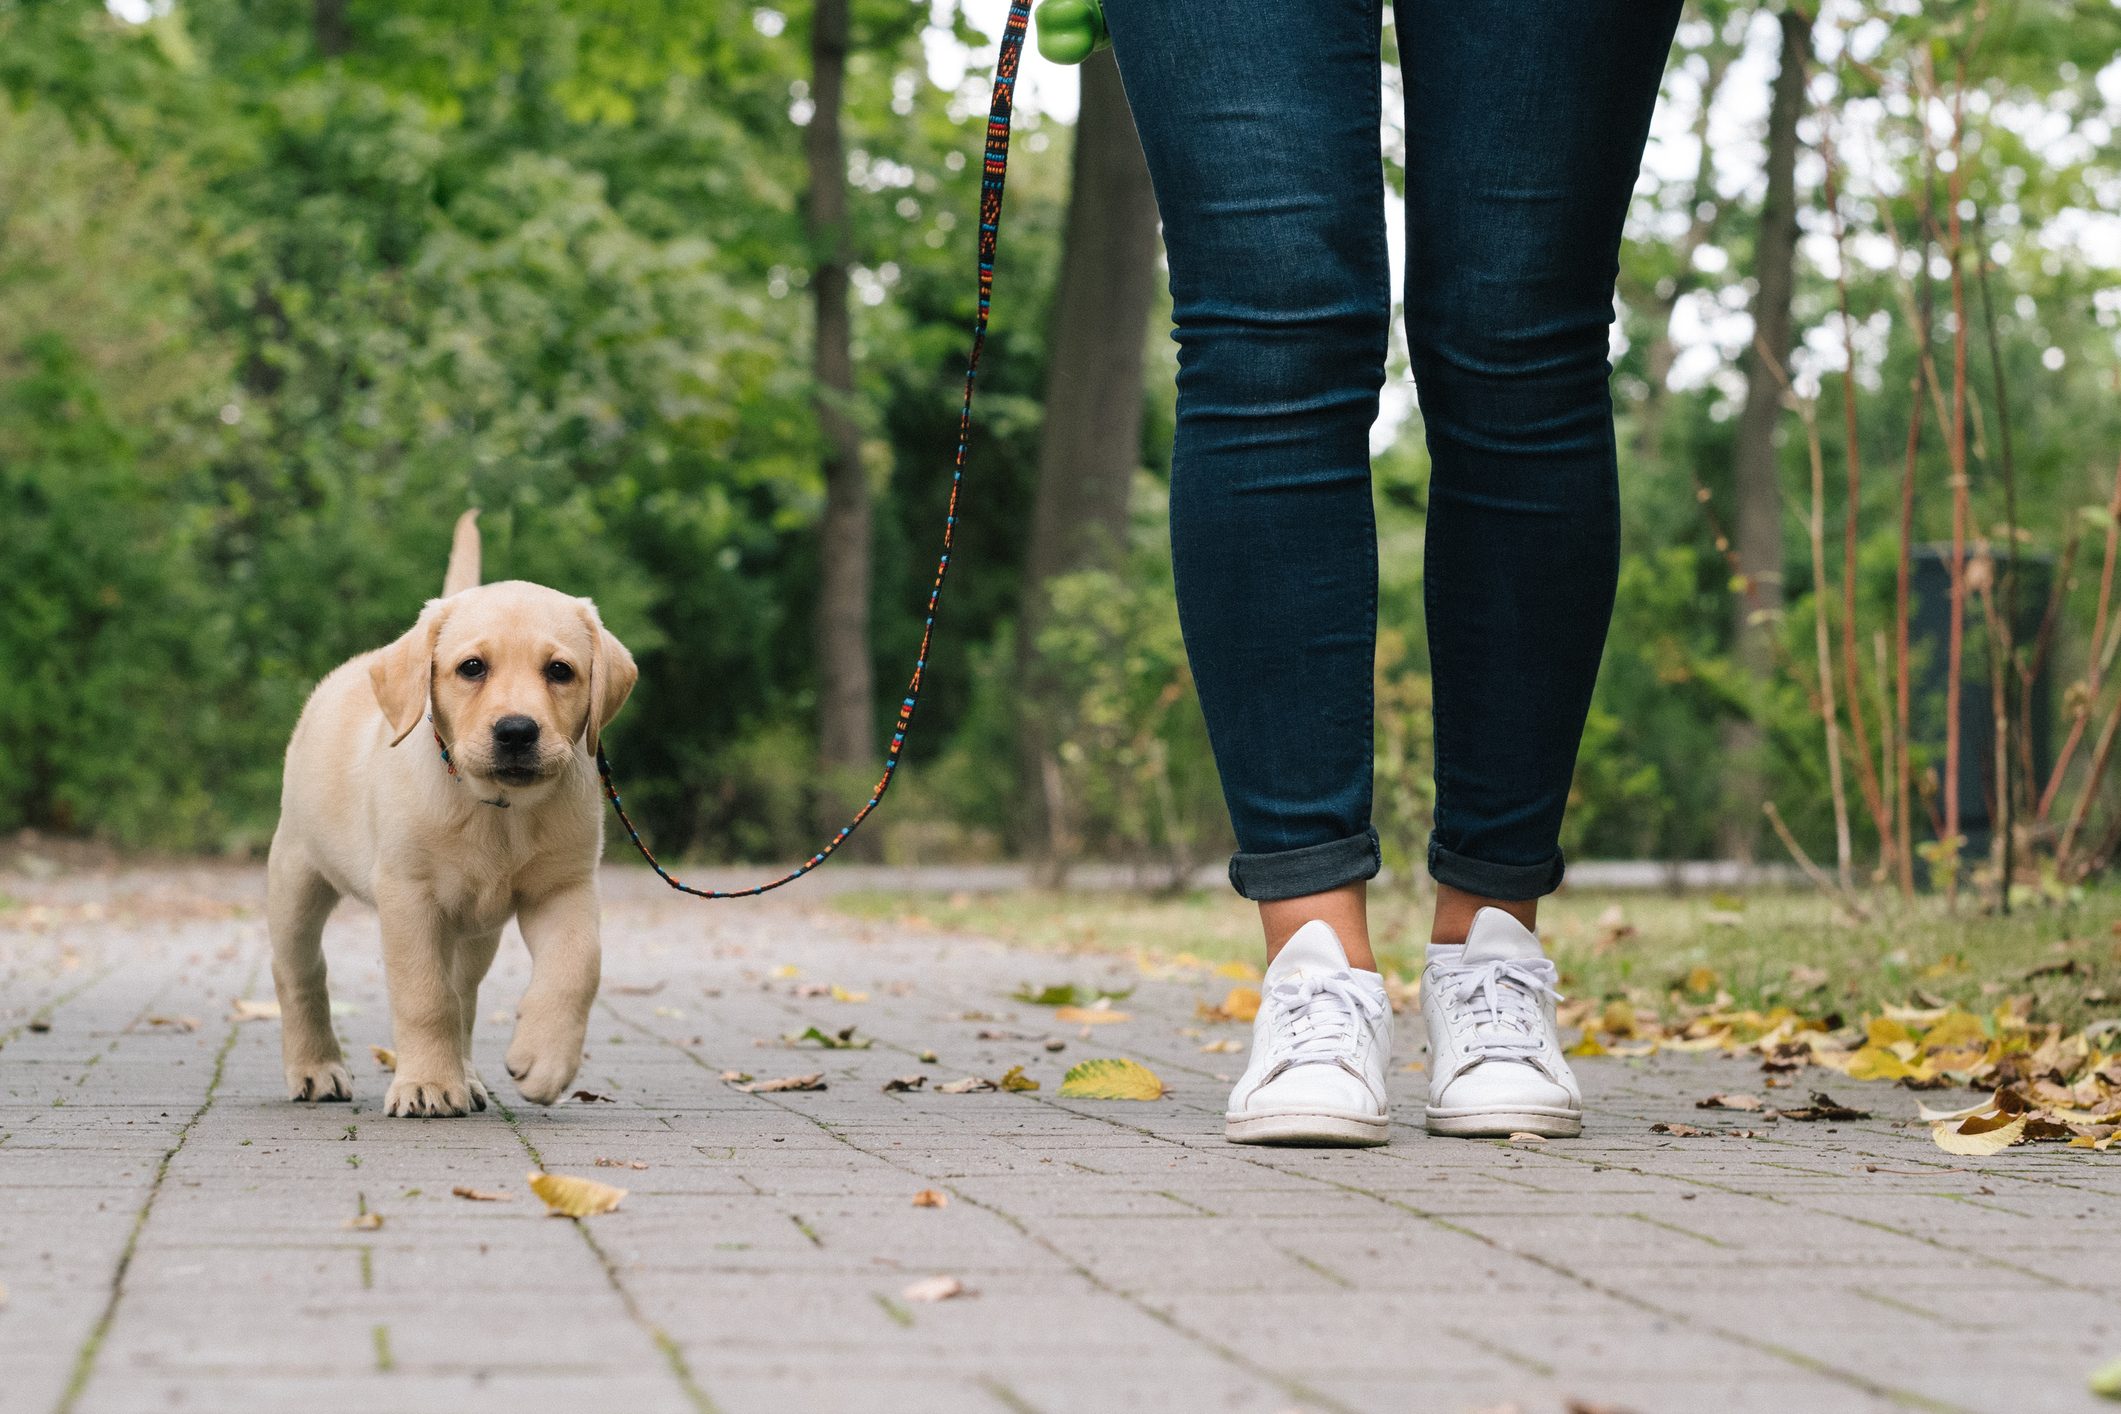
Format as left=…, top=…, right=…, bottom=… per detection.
left=457, top=658, right=487, bottom=680
left=544, top=661, right=576, bottom=685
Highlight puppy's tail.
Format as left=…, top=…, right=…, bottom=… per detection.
left=442, top=508, right=482, bottom=597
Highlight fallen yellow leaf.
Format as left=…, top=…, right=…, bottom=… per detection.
left=1219, top=987, right=1261, bottom=1023
left=997, top=1065, right=1039, bottom=1092
left=902, top=1275, right=966, bottom=1302
left=2090, top=1355, right=2121, bottom=1399
left=1059, top=1058, right=1165, bottom=1101
left=1214, top=960, right=1262, bottom=982
left=370, top=1045, right=396, bottom=1071
left=911, top=1189, right=949, bottom=1208
left=527, top=1170, right=626, bottom=1217
left=230, top=998, right=281, bottom=1022
left=1054, top=1005, right=1131, bottom=1025
left=344, top=1212, right=384, bottom=1230
left=1931, top=1113, right=2027, bottom=1156
left=1846, top=1046, right=1926, bottom=1082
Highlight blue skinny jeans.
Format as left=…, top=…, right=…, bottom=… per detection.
left=1103, top=0, right=1681, bottom=902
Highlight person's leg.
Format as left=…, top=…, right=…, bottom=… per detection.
left=1104, top=0, right=1394, bottom=1146
left=1396, top=0, right=1682, bottom=931
left=1396, top=0, right=1680, bottom=1137
left=1102, top=0, right=1390, bottom=968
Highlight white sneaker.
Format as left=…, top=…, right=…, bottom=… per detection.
left=1224, top=921, right=1391, bottom=1147
left=1420, top=906, right=1581, bottom=1137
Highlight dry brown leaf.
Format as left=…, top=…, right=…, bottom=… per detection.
left=1932, top=1112, right=2028, bottom=1156
left=593, top=1158, right=650, bottom=1170
left=570, top=1090, right=615, bottom=1103
left=230, top=998, right=281, bottom=1022
left=882, top=1075, right=927, bottom=1092
left=344, top=1212, right=384, bottom=1230
left=1773, top=1092, right=1870, bottom=1122
left=1200, top=987, right=1260, bottom=1023
left=1697, top=1093, right=1762, bottom=1111
left=1200, top=1038, right=1242, bottom=1053
left=1053, top=1004, right=1131, bottom=1025
left=1651, top=1122, right=1711, bottom=1137
left=451, top=1186, right=514, bottom=1202
left=901, top=1275, right=967, bottom=1302
left=527, top=1170, right=626, bottom=1217
left=143, top=1014, right=199, bottom=1032
left=936, top=1076, right=996, bottom=1094
left=911, top=1189, right=949, bottom=1208
left=738, top=1073, right=826, bottom=1093
left=718, top=1069, right=753, bottom=1083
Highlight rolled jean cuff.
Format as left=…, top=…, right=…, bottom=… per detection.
left=1227, top=828, right=1381, bottom=902
left=1426, top=839, right=1565, bottom=901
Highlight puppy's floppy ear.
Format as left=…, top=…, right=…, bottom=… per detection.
left=578, top=600, right=638, bottom=756
left=369, top=600, right=449, bottom=747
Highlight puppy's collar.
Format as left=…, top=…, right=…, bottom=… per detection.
left=431, top=718, right=510, bottom=808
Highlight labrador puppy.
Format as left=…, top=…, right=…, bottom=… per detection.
left=267, top=510, right=637, bottom=1116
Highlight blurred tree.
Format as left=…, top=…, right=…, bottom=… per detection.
left=1720, top=4, right=1810, bottom=860
left=1013, top=50, right=1160, bottom=873
left=807, top=0, right=876, bottom=811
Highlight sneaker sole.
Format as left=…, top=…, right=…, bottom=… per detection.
left=1224, top=1110, right=1390, bottom=1147
left=1423, top=1105, right=1582, bottom=1138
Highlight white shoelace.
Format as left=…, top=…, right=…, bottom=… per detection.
left=1431, top=955, right=1563, bottom=1061
left=1265, top=972, right=1386, bottom=1068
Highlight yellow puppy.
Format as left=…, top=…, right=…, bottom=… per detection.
left=267, top=511, right=637, bottom=1116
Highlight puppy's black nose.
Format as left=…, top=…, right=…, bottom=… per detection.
left=492, top=715, right=540, bottom=749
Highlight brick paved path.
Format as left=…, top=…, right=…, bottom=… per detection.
left=1, top=862, right=2115, bottom=1414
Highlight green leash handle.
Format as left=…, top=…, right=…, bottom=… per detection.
left=1034, top=0, right=1108, bottom=63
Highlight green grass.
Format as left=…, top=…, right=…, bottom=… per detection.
left=831, top=885, right=2121, bottom=1031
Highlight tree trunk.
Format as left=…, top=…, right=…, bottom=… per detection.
left=1720, top=6, right=1810, bottom=861
left=312, top=0, right=352, bottom=57
left=809, top=0, right=875, bottom=791
left=1014, top=52, right=1162, bottom=868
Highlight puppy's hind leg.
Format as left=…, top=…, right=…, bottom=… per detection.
left=453, top=929, right=503, bottom=1112
left=268, top=842, right=349, bottom=1102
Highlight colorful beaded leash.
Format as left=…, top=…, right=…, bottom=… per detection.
left=594, top=0, right=1032, bottom=899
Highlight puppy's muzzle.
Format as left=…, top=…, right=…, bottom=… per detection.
left=491, top=715, right=543, bottom=785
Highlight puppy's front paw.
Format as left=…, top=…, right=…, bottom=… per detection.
left=504, top=1013, right=584, bottom=1106
left=385, top=1070, right=473, bottom=1118
left=287, top=1061, right=352, bottom=1103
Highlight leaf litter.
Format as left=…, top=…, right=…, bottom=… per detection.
left=1564, top=989, right=2121, bottom=1157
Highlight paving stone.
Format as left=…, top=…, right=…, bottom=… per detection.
left=2, top=862, right=2115, bottom=1414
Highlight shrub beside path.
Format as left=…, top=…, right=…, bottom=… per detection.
left=1, top=863, right=2115, bottom=1414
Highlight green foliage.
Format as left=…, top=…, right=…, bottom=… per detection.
left=0, top=0, right=1065, bottom=854
left=1, top=0, right=2116, bottom=879
left=1025, top=484, right=1229, bottom=880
